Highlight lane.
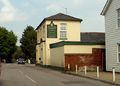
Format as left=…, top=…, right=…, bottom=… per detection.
left=18, top=64, right=115, bottom=86
left=0, top=63, right=115, bottom=86
left=0, top=63, right=38, bottom=86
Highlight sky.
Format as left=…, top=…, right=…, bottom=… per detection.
left=0, top=0, right=107, bottom=45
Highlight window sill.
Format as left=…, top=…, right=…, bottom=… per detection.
left=116, top=26, right=120, bottom=30
left=59, top=38, right=67, bottom=40
left=116, top=62, right=120, bottom=64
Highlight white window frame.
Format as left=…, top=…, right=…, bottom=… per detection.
left=117, top=8, right=120, bottom=28
left=117, top=44, right=120, bottom=63
left=60, top=23, right=67, bottom=40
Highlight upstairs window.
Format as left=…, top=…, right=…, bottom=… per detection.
left=117, top=9, right=120, bottom=27
left=60, top=23, right=67, bottom=40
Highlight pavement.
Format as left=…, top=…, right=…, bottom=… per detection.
left=25, top=64, right=120, bottom=86
left=24, top=64, right=120, bottom=85
left=66, top=71, right=120, bottom=86
left=0, top=63, right=114, bottom=86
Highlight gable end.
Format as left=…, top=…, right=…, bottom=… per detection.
left=101, top=0, right=112, bottom=15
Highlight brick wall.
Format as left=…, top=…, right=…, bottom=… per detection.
left=65, top=48, right=105, bottom=71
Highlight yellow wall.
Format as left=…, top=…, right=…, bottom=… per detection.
left=45, top=20, right=80, bottom=65
left=36, top=20, right=81, bottom=65
left=50, top=46, right=64, bottom=67
left=64, top=45, right=105, bottom=54
left=45, top=20, right=80, bottom=41
left=36, top=45, right=40, bottom=63
left=36, top=22, right=46, bottom=64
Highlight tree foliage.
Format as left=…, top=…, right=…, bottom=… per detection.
left=12, top=46, right=24, bottom=60
left=20, top=26, right=36, bottom=63
left=0, top=27, right=17, bottom=62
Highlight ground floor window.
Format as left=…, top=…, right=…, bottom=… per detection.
left=118, top=44, right=120, bottom=62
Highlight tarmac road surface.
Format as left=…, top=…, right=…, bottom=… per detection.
left=0, top=63, right=115, bottom=86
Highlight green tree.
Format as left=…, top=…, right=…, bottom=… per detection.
left=0, top=27, right=17, bottom=62
left=20, top=26, right=36, bottom=63
left=12, top=46, right=24, bottom=60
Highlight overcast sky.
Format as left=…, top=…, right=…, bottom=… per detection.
left=0, top=0, right=107, bottom=45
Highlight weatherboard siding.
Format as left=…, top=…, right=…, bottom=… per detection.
left=105, top=0, right=120, bottom=72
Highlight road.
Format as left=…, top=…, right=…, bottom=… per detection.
left=0, top=63, right=115, bottom=86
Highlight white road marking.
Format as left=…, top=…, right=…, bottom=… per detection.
left=25, top=75, right=37, bottom=84
left=17, top=69, right=38, bottom=84
left=18, top=69, right=24, bottom=75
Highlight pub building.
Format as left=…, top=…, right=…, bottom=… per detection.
left=36, top=13, right=105, bottom=71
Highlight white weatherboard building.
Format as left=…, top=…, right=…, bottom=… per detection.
left=101, top=0, right=120, bottom=72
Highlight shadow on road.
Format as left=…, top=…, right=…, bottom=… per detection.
left=62, top=80, right=87, bottom=84
left=0, top=80, right=3, bottom=86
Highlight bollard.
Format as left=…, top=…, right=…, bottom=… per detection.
left=68, top=64, right=70, bottom=70
left=28, top=59, right=31, bottom=64
left=75, top=64, right=78, bottom=73
left=85, top=66, right=87, bottom=76
left=112, top=67, right=115, bottom=82
left=97, top=66, right=99, bottom=78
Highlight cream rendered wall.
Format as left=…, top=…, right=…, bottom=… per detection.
left=45, top=20, right=80, bottom=41
left=36, top=29, right=41, bottom=64
left=39, top=43, right=46, bottom=64
left=36, top=20, right=81, bottom=65
left=50, top=46, right=64, bottom=67
left=45, top=20, right=81, bottom=65
left=64, top=45, right=105, bottom=54
left=36, top=45, right=40, bottom=63
left=36, top=23, right=46, bottom=64
left=67, top=21, right=81, bottom=41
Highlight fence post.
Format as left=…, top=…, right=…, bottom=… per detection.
left=68, top=64, right=70, bottom=70
left=97, top=66, right=99, bottom=78
left=112, top=67, right=115, bottom=82
left=85, top=66, right=87, bottom=76
left=75, top=64, right=78, bottom=73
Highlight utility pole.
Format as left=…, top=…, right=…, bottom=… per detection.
left=64, top=8, right=67, bottom=14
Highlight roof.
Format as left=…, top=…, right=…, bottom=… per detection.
left=45, top=13, right=82, bottom=21
left=81, top=32, right=105, bottom=43
left=50, top=41, right=105, bottom=48
left=50, top=32, right=105, bottom=48
left=36, top=13, right=83, bottom=30
left=101, top=0, right=112, bottom=15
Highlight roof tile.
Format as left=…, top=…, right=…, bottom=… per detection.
left=81, top=32, right=105, bottom=43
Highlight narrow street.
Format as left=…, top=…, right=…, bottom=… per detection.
left=0, top=63, right=115, bottom=86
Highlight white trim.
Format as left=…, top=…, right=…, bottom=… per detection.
left=117, top=8, right=120, bottom=28
left=117, top=43, right=120, bottom=63
left=60, top=23, right=67, bottom=39
left=101, top=0, right=112, bottom=15
left=117, top=43, right=119, bottom=62
left=116, top=9, right=119, bottom=30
